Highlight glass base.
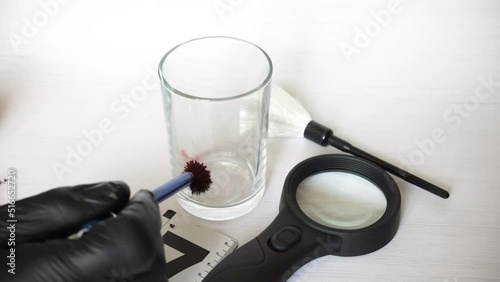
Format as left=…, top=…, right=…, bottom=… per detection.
left=175, top=151, right=266, bottom=220
left=176, top=184, right=265, bottom=221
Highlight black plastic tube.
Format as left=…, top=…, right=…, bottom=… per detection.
left=304, top=120, right=450, bottom=199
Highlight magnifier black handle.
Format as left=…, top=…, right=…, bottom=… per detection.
left=203, top=211, right=339, bottom=282
left=203, top=237, right=290, bottom=282
left=304, top=120, right=450, bottom=199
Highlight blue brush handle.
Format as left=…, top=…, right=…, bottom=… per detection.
left=152, top=172, right=193, bottom=202
left=69, top=173, right=194, bottom=239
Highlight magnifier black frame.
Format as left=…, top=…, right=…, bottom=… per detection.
left=204, top=154, right=401, bottom=282
left=283, top=154, right=401, bottom=256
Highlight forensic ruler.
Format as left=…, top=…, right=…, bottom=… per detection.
left=160, top=210, right=238, bottom=282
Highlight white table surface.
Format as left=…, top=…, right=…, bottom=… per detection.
left=1, top=0, right=499, bottom=281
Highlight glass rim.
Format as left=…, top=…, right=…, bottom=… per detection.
left=158, top=36, right=273, bottom=102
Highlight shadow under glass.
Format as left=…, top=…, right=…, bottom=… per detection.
left=296, top=171, right=387, bottom=230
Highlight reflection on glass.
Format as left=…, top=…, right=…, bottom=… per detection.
left=297, top=172, right=387, bottom=230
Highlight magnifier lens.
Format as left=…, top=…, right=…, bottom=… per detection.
left=296, top=172, right=387, bottom=230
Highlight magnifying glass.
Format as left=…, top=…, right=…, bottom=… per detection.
left=204, top=154, right=401, bottom=282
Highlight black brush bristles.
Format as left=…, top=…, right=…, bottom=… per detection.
left=183, top=160, right=212, bottom=195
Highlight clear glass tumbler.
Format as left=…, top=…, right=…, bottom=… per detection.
left=158, top=37, right=272, bottom=220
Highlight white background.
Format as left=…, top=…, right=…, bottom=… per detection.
left=1, top=0, right=499, bottom=281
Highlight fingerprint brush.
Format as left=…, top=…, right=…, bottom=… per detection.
left=152, top=160, right=213, bottom=202
left=69, top=160, right=212, bottom=239
left=268, top=85, right=450, bottom=199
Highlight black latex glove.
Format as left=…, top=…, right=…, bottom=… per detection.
left=0, top=182, right=168, bottom=282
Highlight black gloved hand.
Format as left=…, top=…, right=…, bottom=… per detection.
left=0, top=182, right=168, bottom=282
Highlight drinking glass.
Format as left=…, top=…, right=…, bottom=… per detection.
left=158, top=36, right=272, bottom=220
